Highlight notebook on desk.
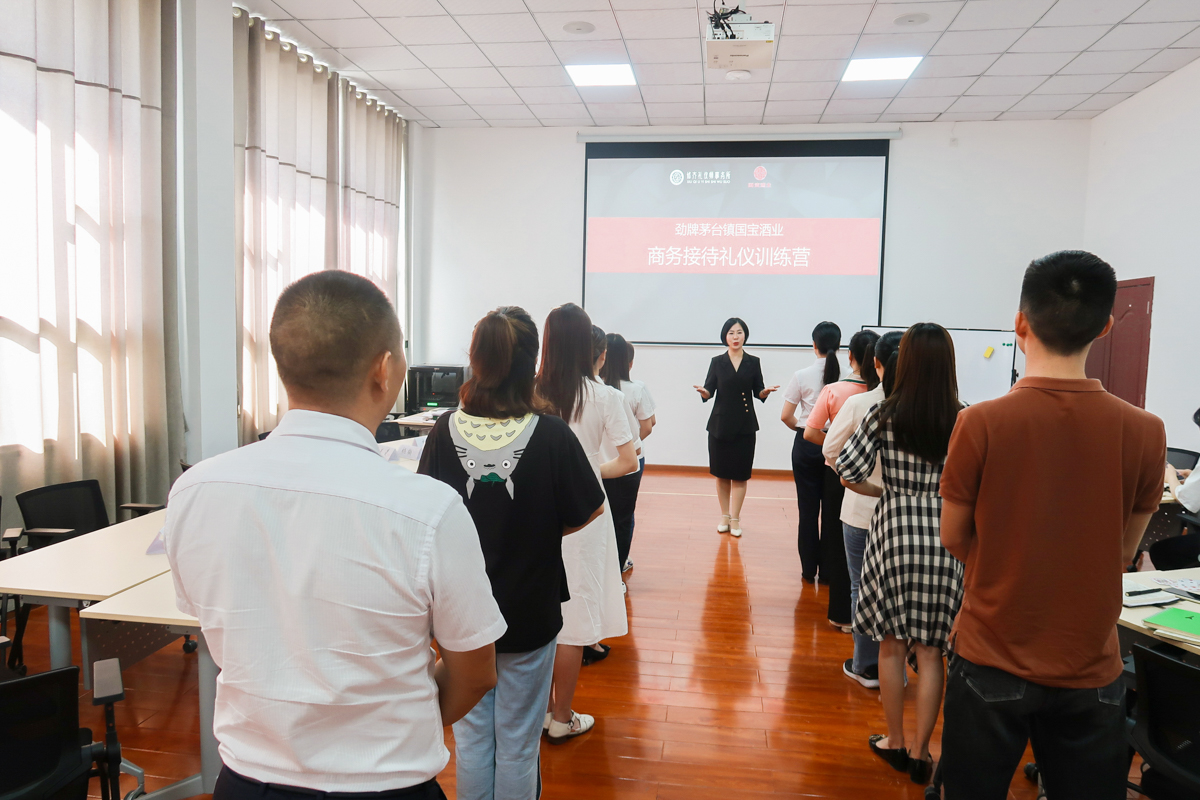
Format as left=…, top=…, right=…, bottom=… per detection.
left=1143, top=607, right=1200, bottom=641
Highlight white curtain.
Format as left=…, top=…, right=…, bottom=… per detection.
left=234, top=11, right=405, bottom=444
left=0, top=0, right=174, bottom=531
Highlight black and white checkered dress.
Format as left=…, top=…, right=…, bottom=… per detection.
left=836, top=406, right=964, bottom=649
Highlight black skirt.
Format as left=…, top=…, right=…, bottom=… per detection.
left=708, top=432, right=756, bottom=481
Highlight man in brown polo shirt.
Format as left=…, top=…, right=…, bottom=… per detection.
left=939, top=250, right=1165, bottom=800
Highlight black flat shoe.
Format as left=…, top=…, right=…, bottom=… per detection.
left=868, top=735, right=909, bottom=772
left=908, top=754, right=933, bottom=784
left=581, top=643, right=610, bottom=666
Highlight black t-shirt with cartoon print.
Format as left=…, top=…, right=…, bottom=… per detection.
left=419, top=411, right=604, bottom=653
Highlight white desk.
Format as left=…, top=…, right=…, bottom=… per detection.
left=0, top=510, right=170, bottom=671
left=392, top=411, right=447, bottom=430
left=1119, top=567, right=1200, bottom=658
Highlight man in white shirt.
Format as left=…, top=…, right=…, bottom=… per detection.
left=164, top=271, right=506, bottom=800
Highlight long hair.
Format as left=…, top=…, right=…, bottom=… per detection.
left=601, top=333, right=632, bottom=389
left=813, top=321, right=841, bottom=386
left=591, top=324, right=608, bottom=368
left=874, top=330, right=904, bottom=397
left=458, top=306, right=541, bottom=419
left=536, top=303, right=596, bottom=424
left=849, top=329, right=880, bottom=391
left=877, top=323, right=961, bottom=463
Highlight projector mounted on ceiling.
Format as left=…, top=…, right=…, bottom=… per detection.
left=705, top=2, right=775, bottom=71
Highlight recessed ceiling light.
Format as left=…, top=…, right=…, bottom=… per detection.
left=725, top=70, right=752, bottom=81
left=894, top=13, right=930, bottom=26
left=563, top=21, right=595, bottom=35
left=565, top=64, right=636, bottom=87
left=842, top=57, right=922, bottom=82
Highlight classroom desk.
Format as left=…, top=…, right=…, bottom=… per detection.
left=392, top=410, right=446, bottom=430
left=0, top=509, right=171, bottom=675
left=1119, top=567, right=1200, bottom=658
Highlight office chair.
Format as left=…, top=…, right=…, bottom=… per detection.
left=0, top=659, right=132, bottom=800
left=1167, top=448, right=1199, bottom=472
left=1127, top=644, right=1200, bottom=799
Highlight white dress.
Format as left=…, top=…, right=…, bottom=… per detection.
left=560, top=379, right=632, bottom=645
left=619, top=379, right=656, bottom=461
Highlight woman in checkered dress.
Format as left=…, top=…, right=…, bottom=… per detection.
left=835, top=323, right=964, bottom=785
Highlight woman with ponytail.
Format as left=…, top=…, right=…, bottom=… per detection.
left=781, top=321, right=843, bottom=582
left=419, top=306, right=606, bottom=798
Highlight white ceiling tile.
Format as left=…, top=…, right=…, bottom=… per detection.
left=626, top=38, right=702, bottom=63
left=780, top=4, right=872, bottom=36
left=761, top=115, right=823, bottom=124
left=878, top=111, right=939, bottom=121
left=986, top=52, right=1077, bottom=75
left=457, top=87, right=523, bottom=104
left=768, top=81, right=837, bottom=100
left=852, top=32, right=942, bottom=58
left=372, top=68, right=447, bottom=90
left=596, top=117, right=650, bottom=126
left=765, top=99, right=829, bottom=114
left=237, top=0, right=290, bottom=19
left=704, top=101, right=767, bottom=116
left=1133, top=47, right=1200, bottom=71
left=418, top=104, right=479, bottom=118
left=824, top=97, right=892, bottom=114
left=997, top=110, right=1058, bottom=119
left=634, top=62, right=704, bottom=84
left=337, top=70, right=388, bottom=90
left=1057, top=49, right=1157, bottom=73
left=433, top=67, right=509, bottom=88
left=648, top=117, right=707, bottom=125
left=1091, top=21, right=1200, bottom=50
left=615, top=9, right=700, bottom=39
left=302, top=18, right=396, bottom=48
left=1007, top=25, right=1110, bottom=52
left=577, top=86, right=643, bottom=103
left=948, top=94, right=1022, bottom=112
left=1037, top=0, right=1147, bottom=27
left=937, top=111, right=1001, bottom=120
left=525, top=0, right=610, bottom=10
left=708, top=115, right=770, bottom=124
left=775, top=35, right=859, bottom=60
left=517, top=86, right=582, bottom=104
left=534, top=10, right=622, bottom=41
left=639, top=84, right=705, bottom=102
left=1057, top=108, right=1101, bottom=118
left=708, top=67, right=776, bottom=83
left=479, top=42, right=561, bottom=66
left=1174, top=27, right=1200, bottom=46
left=431, top=119, right=489, bottom=127
left=441, top=0, right=527, bottom=13
left=312, top=47, right=359, bottom=70
left=340, top=45, right=423, bottom=71
left=1033, top=73, right=1120, bottom=93
left=819, top=113, right=882, bottom=122
left=967, top=75, right=1049, bottom=94
left=1074, top=91, right=1134, bottom=108
left=863, top=2, right=964, bottom=34
left=539, top=118, right=596, bottom=126
left=771, top=59, right=847, bottom=81
left=377, top=16, right=469, bottom=45
left=474, top=104, right=536, bottom=118
left=885, top=95, right=956, bottom=112
left=909, top=53, right=999, bottom=77
left=488, top=118, right=543, bottom=126
left=274, top=0, right=365, bottom=19
left=551, top=39, right=631, bottom=65
left=940, top=32, right=1032, bottom=61
left=1100, top=70, right=1168, bottom=91
left=586, top=102, right=646, bottom=115
left=400, top=88, right=467, bottom=105
left=265, top=19, right=329, bottom=47
left=949, top=0, right=1056, bottom=31
left=831, top=79, right=905, bottom=98
left=407, top=43, right=492, bottom=68
left=898, top=76, right=976, bottom=95
left=526, top=101, right=588, bottom=114
left=1127, top=0, right=1200, bottom=23
left=704, top=83, right=771, bottom=101
left=356, top=0, right=447, bottom=17
left=1010, top=93, right=1090, bottom=110
left=645, top=101, right=706, bottom=116
left=455, top=13, right=546, bottom=43
left=498, top=65, right=572, bottom=86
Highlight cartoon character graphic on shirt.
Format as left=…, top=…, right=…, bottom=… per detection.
left=449, top=411, right=539, bottom=498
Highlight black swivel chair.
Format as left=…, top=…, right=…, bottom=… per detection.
left=0, top=659, right=128, bottom=800
left=1167, top=448, right=1200, bottom=472
left=1127, top=644, right=1200, bottom=799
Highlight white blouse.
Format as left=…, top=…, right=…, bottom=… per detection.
left=783, top=357, right=828, bottom=420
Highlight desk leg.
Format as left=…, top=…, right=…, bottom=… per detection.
left=198, top=632, right=220, bottom=792
left=48, top=605, right=72, bottom=669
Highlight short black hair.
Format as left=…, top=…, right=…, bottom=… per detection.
left=269, top=271, right=401, bottom=402
left=721, top=317, right=749, bottom=344
left=1020, top=250, right=1116, bottom=356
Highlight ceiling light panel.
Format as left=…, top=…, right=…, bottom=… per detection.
left=566, top=64, right=637, bottom=87
left=841, top=57, right=923, bottom=81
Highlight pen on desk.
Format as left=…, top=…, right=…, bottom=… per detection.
left=1125, top=587, right=1160, bottom=597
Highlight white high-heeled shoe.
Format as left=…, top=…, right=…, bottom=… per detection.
left=717, top=514, right=731, bottom=533
left=730, top=518, right=742, bottom=538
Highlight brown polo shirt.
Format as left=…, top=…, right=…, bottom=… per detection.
left=940, top=377, right=1166, bottom=688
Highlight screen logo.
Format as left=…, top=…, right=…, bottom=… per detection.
left=669, top=169, right=684, bottom=185
left=753, top=166, right=767, bottom=181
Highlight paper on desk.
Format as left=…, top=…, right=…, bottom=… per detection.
left=145, top=531, right=165, bottom=555
left=1152, top=577, right=1200, bottom=592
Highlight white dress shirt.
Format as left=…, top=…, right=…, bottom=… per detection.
left=620, top=379, right=656, bottom=461
left=823, top=385, right=885, bottom=530
left=1179, top=467, right=1200, bottom=513
left=164, top=410, right=506, bottom=792
left=783, top=357, right=827, bottom=421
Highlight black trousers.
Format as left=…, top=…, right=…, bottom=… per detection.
left=791, top=431, right=825, bottom=579
left=214, top=767, right=446, bottom=800
left=604, top=457, right=644, bottom=569
left=941, top=656, right=1128, bottom=800
left=820, top=466, right=850, bottom=625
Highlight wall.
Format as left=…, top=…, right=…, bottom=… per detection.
left=411, top=121, right=1091, bottom=468
left=1085, top=58, right=1200, bottom=452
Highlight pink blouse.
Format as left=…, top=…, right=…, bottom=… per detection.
left=805, top=377, right=868, bottom=431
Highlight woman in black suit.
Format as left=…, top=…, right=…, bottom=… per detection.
left=693, top=318, right=779, bottom=537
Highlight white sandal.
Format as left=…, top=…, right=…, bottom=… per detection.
left=718, top=514, right=731, bottom=533
left=547, top=711, right=595, bottom=744
left=730, top=518, right=742, bottom=538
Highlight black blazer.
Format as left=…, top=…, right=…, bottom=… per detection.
left=702, top=352, right=766, bottom=439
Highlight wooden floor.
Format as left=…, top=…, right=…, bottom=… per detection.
left=21, top=470, right=1058, bottom=799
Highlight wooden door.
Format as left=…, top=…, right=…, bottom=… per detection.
left=1086, top=277, right=1154, bottom=407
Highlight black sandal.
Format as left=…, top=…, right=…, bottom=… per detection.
left=908, top=753, right=933, bottom=784
left=581, top=643, right=610, bottom=666
left=868, top=734, right=909, bottom=772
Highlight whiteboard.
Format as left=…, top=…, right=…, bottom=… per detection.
left=865, top=327, right=1017, bottom=406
